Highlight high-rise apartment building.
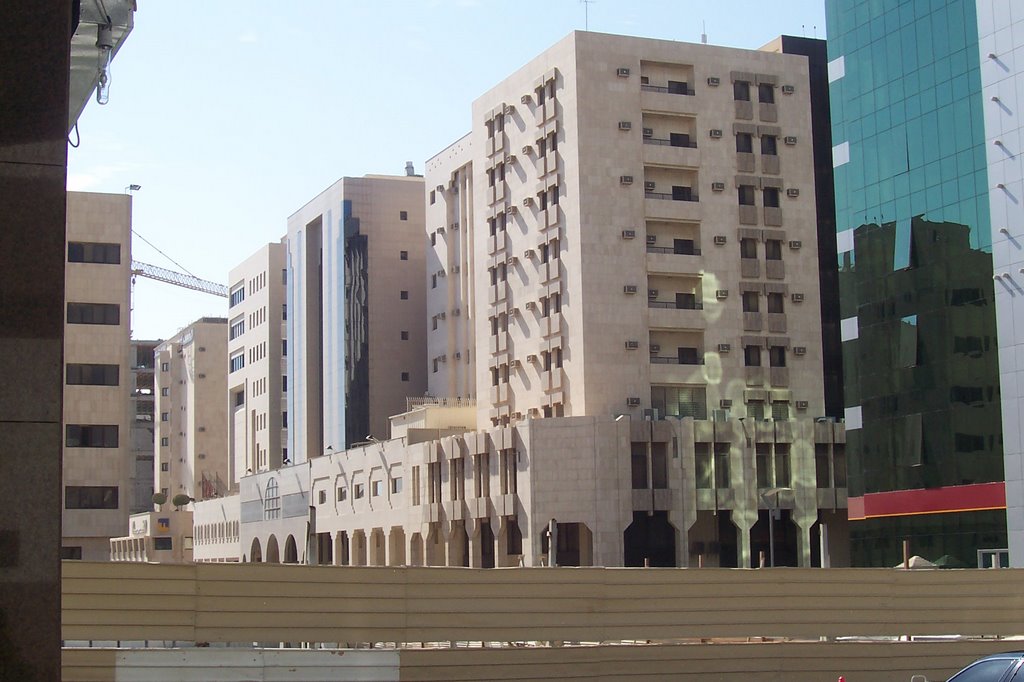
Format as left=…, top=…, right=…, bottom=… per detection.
left=285, top=173, right=427, bottom=459
left=153, top=318, right=229, bottom=503
left=129, top=339, right=160, bottom=514
left=62, top=191, right=134, bottom=561
left=227, top=242, right=287, bottom=482
left=826, top=0, right=1008, bottom=566
left=977, top=0, right=1024, bottom=566
left=294, top=31, right=847, bottom=570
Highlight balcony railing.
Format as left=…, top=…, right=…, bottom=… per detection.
left=643, top=137, right=697, bottom=148
left=650, top=356, right=704, bottom=365
left=641, top=84, right=695, bottom=96
left=647, top=245, right=701, bottom=256
left=645, top=191, right=699, bottom=202
left=648, top=301, right=703, bottom=310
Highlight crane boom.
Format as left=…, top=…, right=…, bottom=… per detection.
left=131, top=260, right=228, bottom=298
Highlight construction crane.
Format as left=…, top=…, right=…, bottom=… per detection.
left=131, top=260, right=227, bottom=298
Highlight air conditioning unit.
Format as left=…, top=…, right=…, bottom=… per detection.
left=521, top=94, right=532, bottom=104
left=503, top=103, right=515, bottom=115
left=644, top=181, right=656, bottom=191
left=646, top=235, right=657, bottom=244
left=527, top=354, right=539, bottom=363
left=452, top=265, right=460, bottom=273
left=710, top=129, right=723, bottom=138
left=453, top=308, right=462, bottom=316
left=707, top=76, right=721, bottom=86
left=626, top=397, right=641, bottom=406
left=524, top=248, right=536, bottom=259
left=794, top=346, right=807, bottom=356
left=713, top=235, right=728, bottom=245
left=436, top=184, right=445, bottom=193
left=795, top=400, right=808, bottom=410
left=197, top=373, right=206, bottom=379
left=198, top=346, right=206, bottom=352
left=522, top=144, right=533, bottom=155
left=791, top=293, right=805, bottom=302
left=784, top=136, right=798, bottom=145
left=622, top=229, right=636, bottom=239
left=642, top=127, right=654, bottom=138
left=648, top=288, right=658, bottom=298
left=786, top=189, right=800, bottom=199
left=441, top=354, right=448, bottom=363
left=650, top=344, right=660, bottom=353
left=508, top=307, right=518, bottom=316
left=620, top=175, right=634, bottom=185
left=789, top=240, right=802, bottom=249
left=451, top=222, right=460, bottom=230
left=511, top=359, right=522, bottom=368
left=198, top=427, right=206, bottom=432
left=525, top=301, right=536, bottom=310
left=720, top=399, right=733, bottom=408
left=716, top=289, right=729, bottom=299
left=506, top=205, right=518, bottom=215
left=618, top=121, right=632, bottom=131
left=782, top=85, right=795, bottom=95
left=625, top=340, right=640, bottom=350
left=712, top=182, right=726, bottom=192
left=624, top=285, right=638, bottom=294
left=454, top=352, right=462, bottom=359
left=523, top=196, right=534, bottom=206
left=506, top=256, right=518, bottom=265
left=617, top=67, right=631, bottom=77
left=506, top=154, right=517, bottom=164
left=717, top=343, right=731, bottom=353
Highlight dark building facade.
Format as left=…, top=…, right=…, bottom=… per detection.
left=826, top=0, right=1007, bottom=566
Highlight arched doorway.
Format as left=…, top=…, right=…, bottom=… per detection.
left=249, top=537, right=262, bottom=563
left=624, top=511, right=677, bottom=567
left=266, top=534, right=280, bottom=563
left=284, top=535, right=298, bottom=563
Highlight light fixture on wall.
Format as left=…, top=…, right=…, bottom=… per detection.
left=96, top=20, right=113, bottom=105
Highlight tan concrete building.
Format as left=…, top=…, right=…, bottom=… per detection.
left=62, top=191, right=134, bottom=561
left=129, top=339, right=159, bottom=514
left=227, top=242, right=287, bottom=483
left=153, top=318, right=230, bottom=505
left=286, top=172, right=426, bottom=460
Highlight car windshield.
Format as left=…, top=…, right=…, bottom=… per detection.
left=949, top=659, right=1017, bottom=682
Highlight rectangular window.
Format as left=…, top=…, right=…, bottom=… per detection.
left=763, top=187, right=780, bottom=208
left=651, top=445, right=668, bottom=489
left=354, top=483, right=365, bottom=499
left=282, top=411, right=288, bottom=428
left=747, top=400, right=766, bottom=421
left=756, top=444, right=771, bottom=488
left=338, top=487, right=347, bottom=502
left=282, top=375, right=287, bottom=392
left=714, top=443, right=731, bottom=489
left=736, top=133, right=753, bottom=153
left=738, top=185, right=756, bottom=206
left=161, top=362, right=169, bottom=371
left=160, top=412, right=169, bottom=422
left=61, top=546, right=83, bottom=560
left=229, top=317, right=245, bottom=340
left=154, top=537, right=173, bottom=551
left=161, top=437, right=169, bottom=446
left=767, top=292, right=784, bottom=313
left=67, top=241, right=120, bottom=264
left=834, top=445, right=847, bottom=487
left=371, top=480, right=382, bottom=497
left=774, top=444, right=791, bottom=486
left=229, top=286, right=245, bottom=308
left=400, top=211, right=408, bottom=221
left=281, top=340, right=287, bottom=356
left=765, top=239, right=783, bottom=260
left=65, top=424, right=118, bottom=448
left=67, top=302, right=119, bottom=325
left=161, top=387, right=169, bottom=396
left=431, top=273, right=437, bottom=289
left=678, top=347, right=700, bottom=365
left=631, top=443, right=648, bottom=489
left=229, top=352, right=245, bottom=373
left=815, top=444, right=830, bottom=488
left=65, top=485, right=118, bottom=510
left=391, top=477, right=402, bottom=494
left=740, top=238, right=757, bottom=259
left=401, top=330, right=409, bottom=340
left=695, top=443, right=712, bottom=489
left=400, top=250, right=409, bottom=260
left=758, top=83, right=775, bottom=103
left=66, top=363, right=119, bottom=386
left=761, top=135, right=778, bottom=155
left=742, top=291, right=759, bottom=313
left=161, top=462, right=169, bottom=472
left=401, top=372, right=410, bottom=382
left=400, top=290, right=409, bottom=300
left=744, top=345, right=761, bottom=367
left=771, top=401, right=790, bottom=421
left=769, top=346, right=786, bottom=368
left=733, top=80, right=751, bottom=101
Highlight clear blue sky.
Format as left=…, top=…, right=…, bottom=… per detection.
left=68, top=0, right=828, bottom=340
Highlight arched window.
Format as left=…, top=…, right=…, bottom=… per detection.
left=264, top=478, right=280, bottom=520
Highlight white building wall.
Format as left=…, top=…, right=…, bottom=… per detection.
left=978, top=0, right=1024, bottom=566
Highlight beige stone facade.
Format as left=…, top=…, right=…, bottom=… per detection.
left=63, top=191, right=134, bottom=561
left=227, top=242, right=287, bottom=482
left=153, top=318, right=229, bottom=505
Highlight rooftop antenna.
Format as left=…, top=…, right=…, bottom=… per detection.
left=580, top=0, right=595, bottom=31
left=701, top=21, right=708, bottom=45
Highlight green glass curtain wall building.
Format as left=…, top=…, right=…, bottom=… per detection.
left=825, top=0, right=1006, bottom=567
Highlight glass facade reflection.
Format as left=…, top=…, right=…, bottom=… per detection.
left=826, top=0, right=1006, bottom=566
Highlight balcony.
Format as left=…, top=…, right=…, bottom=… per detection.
left=640, top=87, right=698, bottom=116
left=488, top=230, right=506, bottom=255
left=545, top=313, right=563, bottom=338
left=646, top=245, right=702, bottom=276
left=648, top=300, right=705, bottom=330
left=642, top=137, right=700, bottom=168
left=646, top=195, right=702, bottom=222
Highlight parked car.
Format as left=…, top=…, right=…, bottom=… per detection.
left=934, top=652, right=1024, bottom=682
